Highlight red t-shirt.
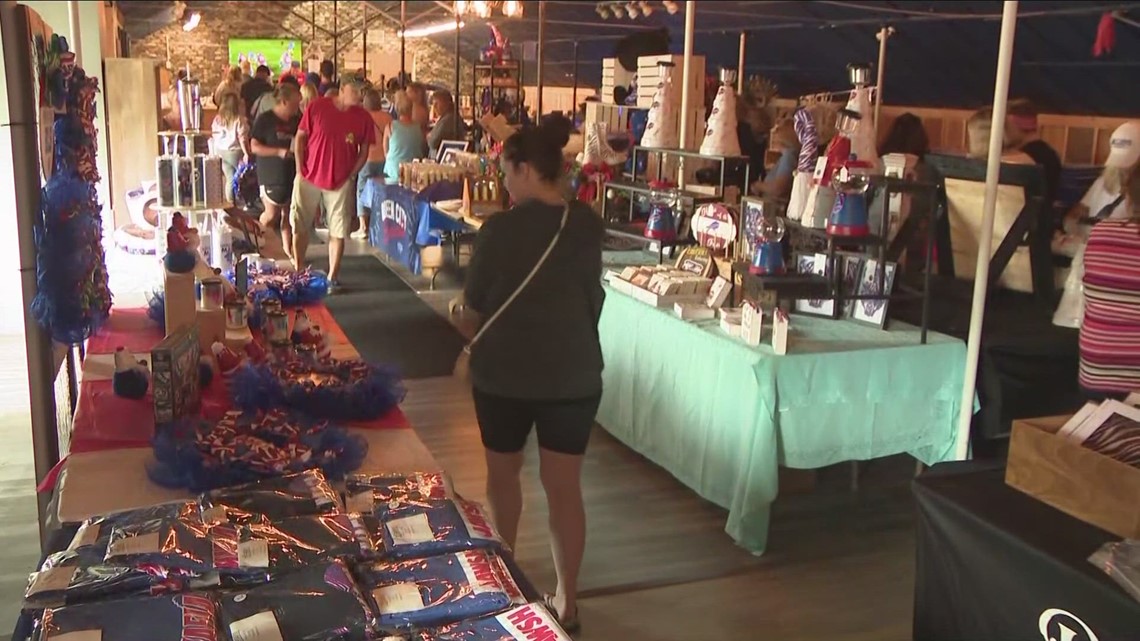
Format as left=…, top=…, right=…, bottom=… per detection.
left=298, top=97, right=376, bottom=190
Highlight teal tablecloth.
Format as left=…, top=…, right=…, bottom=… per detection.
left=596, top=286, right=967, bottom=554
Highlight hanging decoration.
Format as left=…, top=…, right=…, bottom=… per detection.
left=147, top=408, right=368, bottom=492
left=230, top=356, right=405, bottom=422
left=29, top=35, right=113, bottom=345
left=1094, top=12, right=1116, bottom=57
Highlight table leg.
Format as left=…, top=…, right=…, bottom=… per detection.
left=850, top=460, right=860, bottom=492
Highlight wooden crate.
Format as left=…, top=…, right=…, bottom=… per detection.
left=1006, top=415, right=1140, bottom=539
left=637, top=54, right=705, bottom=110
left=585, top=102, right=648, bottom=135
left=601, top=58, right=636, bottom=104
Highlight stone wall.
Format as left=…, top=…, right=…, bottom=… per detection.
left=129, top=1, right=471, bottom=94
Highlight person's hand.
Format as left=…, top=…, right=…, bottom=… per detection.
left=243, top=152, right=251, bottom=164
left=278, top=148, right=289, bottom=159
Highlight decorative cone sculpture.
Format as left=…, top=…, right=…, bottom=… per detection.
left=641, top=62, right=678, bottom=149
left=843, top=64, right=879, bottom=171
left=699, top=69, right=742, bottom=157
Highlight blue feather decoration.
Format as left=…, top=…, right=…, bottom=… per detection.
left=230, top=360, right=405, bottom=422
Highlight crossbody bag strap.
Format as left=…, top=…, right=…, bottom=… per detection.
left=466, top=203, right=570, bottom=351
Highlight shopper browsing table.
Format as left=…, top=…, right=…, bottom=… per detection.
left=382, top=91, right=428, bottom=183
left=291, top=78, right=375, bottom=289
left=250, top=84, right=302, bottom=256
left=463, top=116, right=604, bottom=634
left=427, top=89, right=465, bottom=159
left=210, top=92, right=251, bottom=204
left=354, top=89, right=392, bottom=240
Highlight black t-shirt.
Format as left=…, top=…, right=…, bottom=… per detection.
left=251, top=109, right=299, bottom=187
left=1021, top=139, right=1062, bottom=221
left=241, top=77, right=273, bottom=117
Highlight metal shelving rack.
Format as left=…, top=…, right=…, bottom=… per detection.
left=473, top=60, right=523, bottom=123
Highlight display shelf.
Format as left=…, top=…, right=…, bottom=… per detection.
left=473, top=61, right=524, bottom=124
left=785, top=219, right=887, bottom=247
left=603, top=222, right=696, bottom=264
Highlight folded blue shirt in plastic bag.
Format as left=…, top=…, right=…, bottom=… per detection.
left=370, top=498, right=504, bottom=559
left=218, top=560, right=375, bottom=641
left=362, top=549, right=519, bottom=631
left=40, top=593, right=220, bottom=641
left=344, top=472, right=453, bottom=520
left=200, top=468, right=340, bottom=523
left=417, top=603, right=573, bottom=641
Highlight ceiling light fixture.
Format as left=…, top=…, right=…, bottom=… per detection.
left=626, top=2, right=640, bottom=18
left=472, top=0, right=492, bottom=18
left=639, top=1, right=654, bottom=16
left=502, top=0, right=523, bottom=18
left=662, top=0, right=679, bottom=15
left=596, top=4, right=610, bottom=19
left=400, top=20, right=466, bottom=38
left=182, top=11, right=200, bottom=31
left=454, top=0, right=469, bottom=15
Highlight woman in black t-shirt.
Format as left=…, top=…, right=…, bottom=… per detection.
left=250, top=85, right=302, bottom=254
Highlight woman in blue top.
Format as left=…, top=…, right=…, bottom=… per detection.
left=750, top=118, right=799, bottom=200
left=382, top=91, right=427, bottom=182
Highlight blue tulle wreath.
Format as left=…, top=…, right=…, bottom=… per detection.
left=227, top=265, right=329, bottom=308
left=146, top=288, right=166, bottom=332
left=29, top=51, right=112, bottom=345
left=146, top=409, right=368, bottom=492
left=230, top=358, right=405, bottom=422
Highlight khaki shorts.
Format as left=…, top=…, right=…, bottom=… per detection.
left=290, top=175, right=355, bottom=239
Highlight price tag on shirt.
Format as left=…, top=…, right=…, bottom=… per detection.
left=229, top=611, right=284, bottom=641
left=373, top=583, right=425, bottom=614
left=202, top=506, right=228, bottom=525
left=47, top=631, right=101, bottom=641
left=27, top=567, right=78, bottom=597
left=345, top=490, right=374, bottom=514
left=385, top=513, right=434, bottom=546
left=66, top=522, right=100, bottom=551
left=107, top=532, right=161, bottom=557
left=238, top=539, right=270, bottom=568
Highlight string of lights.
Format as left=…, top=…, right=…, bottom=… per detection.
left=594, top=1, right=680, bottom=20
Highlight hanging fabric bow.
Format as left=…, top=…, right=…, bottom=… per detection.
left=1094, top=12, right=1116, bottom=57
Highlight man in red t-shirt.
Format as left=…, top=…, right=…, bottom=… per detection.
left=291, top=78, right=375, bottom=288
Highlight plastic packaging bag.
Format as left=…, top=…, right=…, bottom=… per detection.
left=361, top=550, right=518, bottom=631
left=40, top=593, right=220, bottom=641
left=200, top=469, right=340, bottom=524
left=1089, top=539, right=1140, bottom=603
left=218, top=560, right=374, bottom=641
left=418, top=603, right=572, bottom=641
left=369, top=498, right=505, bottom=560
left=344, top=472, right=453, bottom=519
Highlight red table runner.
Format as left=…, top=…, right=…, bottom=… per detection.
left=68, top=302, right=409, bottom=454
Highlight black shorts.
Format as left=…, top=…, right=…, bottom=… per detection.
left=472, top=388, right=601, bottom=456
left=260, top=184, right=292, bottom=207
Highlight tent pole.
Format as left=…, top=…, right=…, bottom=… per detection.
left=873, top=26, right=892, bottom=132
left=536, top=1, right=546, bottom=118
left=67, top=1, right=81, bottom=66
left=454, top=6, right=461, bottom=138
left=737, top=31, right=745, bottom=93
left=571, top=41, right=579, bottom=122
left=954, top=0, right=1019, bottom=460
left=363, top=4, right=368, bottom=80
left=677, top=0, right=696, bottom=188
left=400, top=0, right=407, bottom=87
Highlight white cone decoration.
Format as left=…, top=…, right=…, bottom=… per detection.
left=844, top=86, right=878, bottom=166
left=699, top=83, right=741, bottom=157
left=641, top=68, right=678, bottom=149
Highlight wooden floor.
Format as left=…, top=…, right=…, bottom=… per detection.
left=0, top=236, right=919, bottom=638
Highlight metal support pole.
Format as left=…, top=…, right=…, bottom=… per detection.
left=454, top=6, right=461, bottom=138
left=1, top=0, right=61, bottom=550
left=333, top=0, right=338, bottom=80
left=677, top=0, right=696, bottom=188
left=737, top=31, right=745, bottom=94
left=363, top=3, right=368, bottom=80
left=400, top=0, right=407, bottom=87
left=311, top=1, right=316, bottom=59
left=873, top=26, right=894, bottom=133
left=67, top=0, right=81, bottom=67
left=536, top=1, right=546, bottom=118
left=571, top=41, right=579, bottom=122
left=954, top=1, right=1019, bottom=460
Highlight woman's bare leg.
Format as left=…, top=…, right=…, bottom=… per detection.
left=539, top=447, right=586, bottom=620
left=484, top=449, right=525, bottom=550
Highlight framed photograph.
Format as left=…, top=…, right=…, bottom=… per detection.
left=436, top=139, right=471, bottom=164
left=851, top=259, right=898, bottom=328
left=440, top=148, right=460, bottom=166
left=838, top=252, right=866, bottom=318
left=793, top=252, right=835, bottom=318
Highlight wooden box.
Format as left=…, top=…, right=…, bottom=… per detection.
left=636, top=54, right=705, bottom=109
left=601, top=58, right=636, bottom=104
left=1006, top=415, right=1140, bottom=538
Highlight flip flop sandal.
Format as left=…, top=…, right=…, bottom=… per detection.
left=542, top=593, right=581, bottom=634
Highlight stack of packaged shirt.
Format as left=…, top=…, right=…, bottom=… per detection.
left=23, top=469, right=572, bottom=641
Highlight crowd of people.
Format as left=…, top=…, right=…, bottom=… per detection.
left=196, top=59, right=468, bottom=293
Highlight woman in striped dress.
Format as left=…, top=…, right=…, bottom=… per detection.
left=1079, top=163, right=1140, bottom=397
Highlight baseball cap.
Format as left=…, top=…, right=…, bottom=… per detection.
left=1105, top=121, right=1140, bottom=168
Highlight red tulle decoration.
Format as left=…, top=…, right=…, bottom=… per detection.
left=577, top=163, right=614, bottom=203
left=1093, top=12, right=1116, bottom=58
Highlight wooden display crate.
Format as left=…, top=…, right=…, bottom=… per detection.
left=636, top=54, right=705, bottom=109
left=1006, top=415, right=1140, bottom=539
left=601, top=58, right=636, bottom=104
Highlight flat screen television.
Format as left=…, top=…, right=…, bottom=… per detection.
left=228, top=38, right=303, bottom=76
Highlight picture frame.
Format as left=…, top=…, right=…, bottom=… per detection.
left=440, top=148, right=460, bottom=166
left=837, top=252, right=866, bottom=318
left=850, top=258, right=898, bottom=328
left=793, top=252, right=835, bottom=318
left=436, top=139, right=471, bottom=164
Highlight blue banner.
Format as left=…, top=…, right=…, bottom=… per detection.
left=363, top=179, right=477, bottom=275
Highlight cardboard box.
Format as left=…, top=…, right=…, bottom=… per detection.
left=1006, top=415, right=1140, bottom=539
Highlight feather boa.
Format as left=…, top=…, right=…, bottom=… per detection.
left=230, top=358, right=405, bottom=422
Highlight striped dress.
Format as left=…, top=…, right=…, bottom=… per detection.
left=1079, top=220, right=1140, bottom=392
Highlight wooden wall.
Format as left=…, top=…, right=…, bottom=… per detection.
left=773, top=98, right=1134, bottom=166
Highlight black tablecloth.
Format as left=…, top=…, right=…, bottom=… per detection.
left=913, top=461, right=1140, bottom=641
